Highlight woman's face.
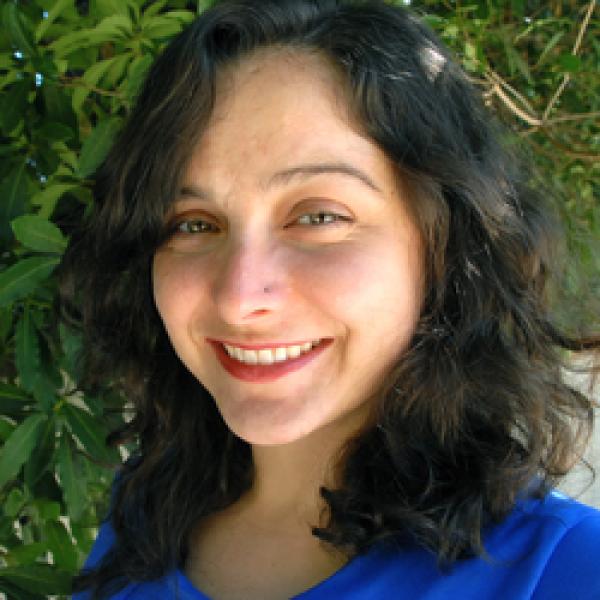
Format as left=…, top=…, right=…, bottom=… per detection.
left=152, top=51, right=425, bottom=446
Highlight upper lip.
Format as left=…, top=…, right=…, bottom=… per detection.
left=207, top=338, right=329, bottom=350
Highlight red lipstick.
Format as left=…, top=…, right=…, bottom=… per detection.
left=207, top=338, right=332, bottom=383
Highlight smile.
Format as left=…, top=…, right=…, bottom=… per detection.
left=222, top=340, right=322, bottom=365
left=207, top=338, right=333, bottom=383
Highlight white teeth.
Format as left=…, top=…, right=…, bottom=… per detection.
left=287, top=345, right=302, bottom=359
left=274, top=347, right=288, bottom=362
left=257, top=349, right=274, bottom=365
left=223, top=340, right=322, bottom=365
left=241, top=349, right=258, bottom=364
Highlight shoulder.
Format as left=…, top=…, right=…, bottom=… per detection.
left=490, top=488, right=600, bottom=542
left=503, top=489, right=600, bottom=558
left=460, top=490, right=600, bottom=599
left=513, top=491, right=600, bottom=599
left=324, top=491, right=600, bottom=600
left=516, top=488, right=600, bottom=524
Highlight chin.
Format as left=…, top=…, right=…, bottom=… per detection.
left=222, top=410, right=325, bottom=447
left=227, top=423, right=314, bottom=446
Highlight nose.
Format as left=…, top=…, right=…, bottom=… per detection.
left=212, top=236, right=289, bottom=325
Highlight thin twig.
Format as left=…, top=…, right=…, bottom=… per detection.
left=489, top=81, right=542, bottom=126
left=486, top=69, right=536, bottom=114
left=542, top=0, right=596, bottom=122
left=547, top=111, right=600, bottom=124
left=572, top=0, right=597, bottom=55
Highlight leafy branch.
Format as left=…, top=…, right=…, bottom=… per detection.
left=542, top=0, right=597, bottom=122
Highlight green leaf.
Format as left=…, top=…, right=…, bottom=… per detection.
left=511, top=0, right=524, bottom=17
left=63, top=403, right=116, bottom=462
left=2, top=4, right=36, bottom=57
left=30, top=182, right=79, bottom=220
left=537, top=31, right=564, bottom=67
left=558, top=54, right=582, bottom=73
left=32, top=498, right=61, bottom=521
left=60, top=322, right=83, bottom=379
left=503, top=39, right=532, bottom=82
left=47, top=30, right=88, bottom=56
left=464, top=41, right=477, bottom=60
left=73, top=57, right=120, bottom=112
left=4, top=487, right=26, bottom=518
left=125, top=54, right=153, bottom=101
left=164, top=10, right=197, bottom=24
left=57, top=144, right=84, bottom=173
left=197, top=0, right=215, bottom=12
left=57, top=433, right=86, bottom=521
left=32, top=372, right=57, bottom=415
left=36, top=121, right=74, bottom=142
left=0, top=413, right=46, bottom=489
left=24, top=417, right=56, bottom=488
left=15, top=308, right=41, bottom=392
left=35, top=0, right=73, bottom=42
left=0, top=306, right=11, bottom=342
left=0, top=163, right=28, bottom=245
left=0, top=383, right=32, bottom=418
left=0, top=382, right=32, bottom=403
left=0, top=52, right=15, bottom=70
left=92, top=12, right=133, bottom=39
left=33, top=142, right=60, bottom=177
left=70, top=521, right=99, bottom=558
left=50, top=14, right=133, bottom=56
left=0, top=565, right=71, bottom=594
left=43, top=83, right=76, bottom=128
left=0, top=418, right=16, bottom=443
left=0, top=71, right=17, bottom=94
left=76, top=117, right=122, bottom=177
left=45, top=520, right=78, bottom=571
left=0, top=79, right=30, bottom=135
left=11, top=215, right=67, bottom=254
left=3, top=542, right=47, bottom=566
left=142, top=0, right=169, bottom=19
left=142, top=15, right=186, bottom=39
left=0, top=515, right=18, bottom=547
left=104, top=52, right=132, bottom=88
left=0, top=580, right=40, bottom=600
left=443, top=23, right=458, bottom=39
left=95, top=0, right=136, bottom=19
left=0, top=256, right=59, bottom=307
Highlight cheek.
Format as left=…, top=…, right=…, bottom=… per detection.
left=298, top=237, right=424, bottom=326
left=152, top=253, right=208, bottom=334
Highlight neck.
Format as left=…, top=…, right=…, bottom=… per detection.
left=241, top=408, right=371, bottom=529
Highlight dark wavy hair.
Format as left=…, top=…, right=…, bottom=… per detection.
left=61, top=0, right=599, bottom=597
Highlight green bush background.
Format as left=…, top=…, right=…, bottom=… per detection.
left=0, top=0, right=598, bottom=597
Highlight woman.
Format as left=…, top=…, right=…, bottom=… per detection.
left=64, top=0, right=600, bottom=598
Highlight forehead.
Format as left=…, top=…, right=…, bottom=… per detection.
left=214, top=47, right=351, bottom=121
left=184, top=49, right=392, bottom=187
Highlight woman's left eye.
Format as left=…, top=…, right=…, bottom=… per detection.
left=294, top=212, right=352, bottom=227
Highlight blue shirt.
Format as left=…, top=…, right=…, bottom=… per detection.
left=73, top=490, right=600, bottom=599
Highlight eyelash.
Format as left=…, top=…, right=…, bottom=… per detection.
left=170, top=211, right=351, bottom=234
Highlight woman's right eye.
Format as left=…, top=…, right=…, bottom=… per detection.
left=171, top=219, right=218, bottom=234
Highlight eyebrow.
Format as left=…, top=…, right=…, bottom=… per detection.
left=178, top=161, right=383, bottom=201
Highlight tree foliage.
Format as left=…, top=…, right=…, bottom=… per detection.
left=0, top=1, right=597, bottom=597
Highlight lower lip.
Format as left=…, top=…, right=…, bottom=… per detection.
left=208, top=339, right=333, bottom=383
